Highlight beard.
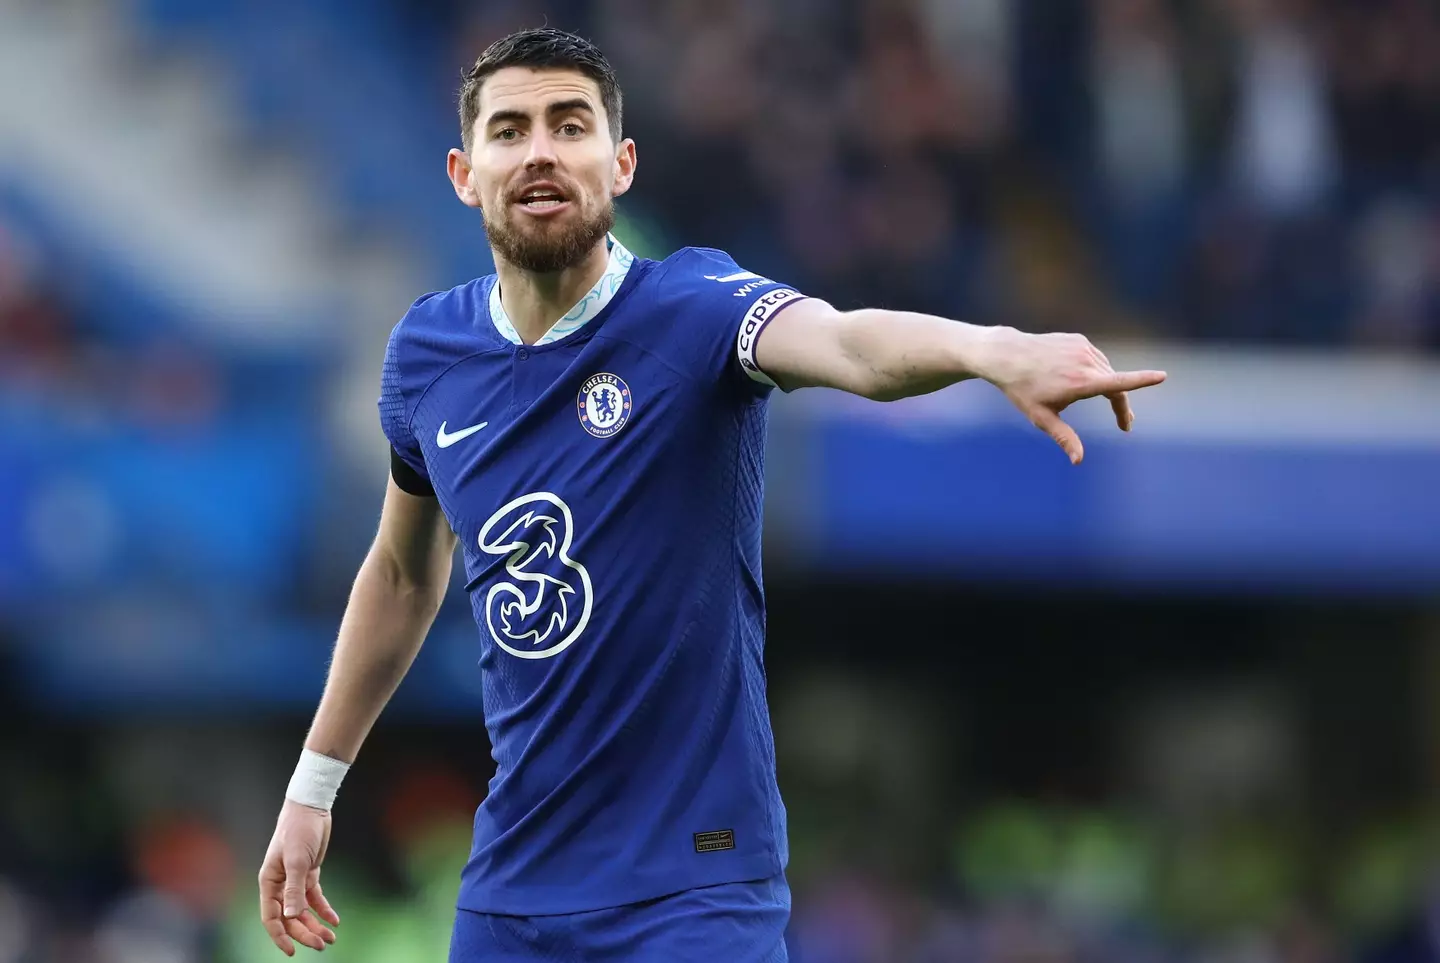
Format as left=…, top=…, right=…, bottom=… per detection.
left=484, top=196, right=615, bottom=274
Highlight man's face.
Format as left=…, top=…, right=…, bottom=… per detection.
left=449, top=67, right=635, bottom=273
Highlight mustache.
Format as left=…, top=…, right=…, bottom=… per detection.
left=509, top=176, right=576, bottom=201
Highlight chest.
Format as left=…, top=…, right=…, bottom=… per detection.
left=409, top=335, right=713, bottom=532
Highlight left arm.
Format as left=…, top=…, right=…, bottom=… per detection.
left=755, top=299, right=1167, bottom=465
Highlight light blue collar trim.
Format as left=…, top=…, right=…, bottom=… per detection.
left=489, top=234, right=636, bottom=346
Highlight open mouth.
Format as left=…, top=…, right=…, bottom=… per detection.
left=515, top=183, right=570, bottom=211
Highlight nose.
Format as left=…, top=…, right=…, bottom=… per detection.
left=524, top=127, right=558, bottom=169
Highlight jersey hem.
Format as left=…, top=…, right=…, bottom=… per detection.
left=454, top=852, right=784, bottom=917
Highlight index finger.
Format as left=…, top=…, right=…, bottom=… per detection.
left=1100, top=370, right=1166, bottom=394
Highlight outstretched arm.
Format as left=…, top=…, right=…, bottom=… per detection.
left=755, top=300, right=1167, bottom=465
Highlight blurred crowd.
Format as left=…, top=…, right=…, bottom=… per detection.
left=2, top=640, right=1439, bottom=963
left=8, top=772, right=1440, bottom=963
left=786, top=805, right=1440, bottom=963
left=432, top=0, right=1440, bottom=349
left=0, top=216, right=221, bottom=431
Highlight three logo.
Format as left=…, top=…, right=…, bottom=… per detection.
left=477, top=492, right=593, bottom=660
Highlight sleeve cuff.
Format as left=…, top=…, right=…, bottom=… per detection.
left=390, top=446, right=436, bottom=497
left=736, top=287, right=808, bottom=387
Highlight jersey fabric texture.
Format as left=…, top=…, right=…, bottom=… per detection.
left=378, top=239, right=809, bottom=917
left=447, top=874, right=791, bottom=962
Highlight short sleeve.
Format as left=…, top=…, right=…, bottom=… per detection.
left=378, top=324, right=434, bottom=494
left=665, top=248, right=810, bottom=394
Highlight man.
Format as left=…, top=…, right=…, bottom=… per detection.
left=257, top=27, right=1166, bottom=962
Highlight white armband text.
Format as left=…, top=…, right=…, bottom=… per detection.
left=736, top=287, right=807, bottom=387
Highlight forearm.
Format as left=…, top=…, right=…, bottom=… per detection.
left=833, top=308, right=1007, bottom=402
left=304, top=548, right=448, bottom=763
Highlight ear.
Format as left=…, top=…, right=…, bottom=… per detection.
left=448, top=148, right=483, bottom=209
left=611, top=138, right=637, bottom=199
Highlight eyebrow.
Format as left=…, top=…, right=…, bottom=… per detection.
left=485, top=99, right=597, bottom=129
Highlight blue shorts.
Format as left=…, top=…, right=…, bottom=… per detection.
left=448, top=875, right=790, bottom=963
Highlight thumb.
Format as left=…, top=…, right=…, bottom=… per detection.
left=1029, top=406, right=1084, bottom=465
left=282, top=851, right=311, bottom=919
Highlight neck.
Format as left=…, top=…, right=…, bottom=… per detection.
left=495, top=240, right=611, bottom=345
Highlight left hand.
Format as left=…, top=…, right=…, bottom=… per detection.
left=977, top=329, right=1167, bottom=465
left=258, top=800, right=339, bottom=956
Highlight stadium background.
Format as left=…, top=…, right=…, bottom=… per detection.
left=3, top=0, right=1440, bottom=959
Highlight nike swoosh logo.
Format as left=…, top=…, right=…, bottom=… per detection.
left=436, top=421, right=488, bottom=448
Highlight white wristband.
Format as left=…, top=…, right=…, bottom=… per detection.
left=285, top=749, right=350, bottom=811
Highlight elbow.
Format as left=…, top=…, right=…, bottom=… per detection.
left=367, top=545, right=450, bottom=614
left=857, top=378, right=909, bottom=403
left=843, top=362, right=908, bottom=403
left=832, top=317, right=898, bottom=401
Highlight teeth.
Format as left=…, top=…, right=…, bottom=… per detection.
left=523, top=198, right=564, bottom=209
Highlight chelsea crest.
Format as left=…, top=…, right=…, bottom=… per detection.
left=577, top=373, right=632, bottom=439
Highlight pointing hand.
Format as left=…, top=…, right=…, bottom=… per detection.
left=976, top=329, right=1167, bottom=465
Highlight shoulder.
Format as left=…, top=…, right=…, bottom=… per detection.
left=391, top=277, right=493, bottom=343
left=648, top=247, right=761, bottom=295
left=636, top=248, right=793, bottom=326
left=383, top=276, right=500, bottom=399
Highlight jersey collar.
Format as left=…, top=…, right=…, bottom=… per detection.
left=488, top=234, right=636, bottom=346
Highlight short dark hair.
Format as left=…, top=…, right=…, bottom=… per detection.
left=459, top=28, right=623, bottom=150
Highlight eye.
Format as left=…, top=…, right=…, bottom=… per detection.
left=559, top=122, right=584, bottom=137
left=495, top=127, right=520, bottom=141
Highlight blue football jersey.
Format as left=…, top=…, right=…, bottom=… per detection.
left=378, top=236, right=810, bottom=915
